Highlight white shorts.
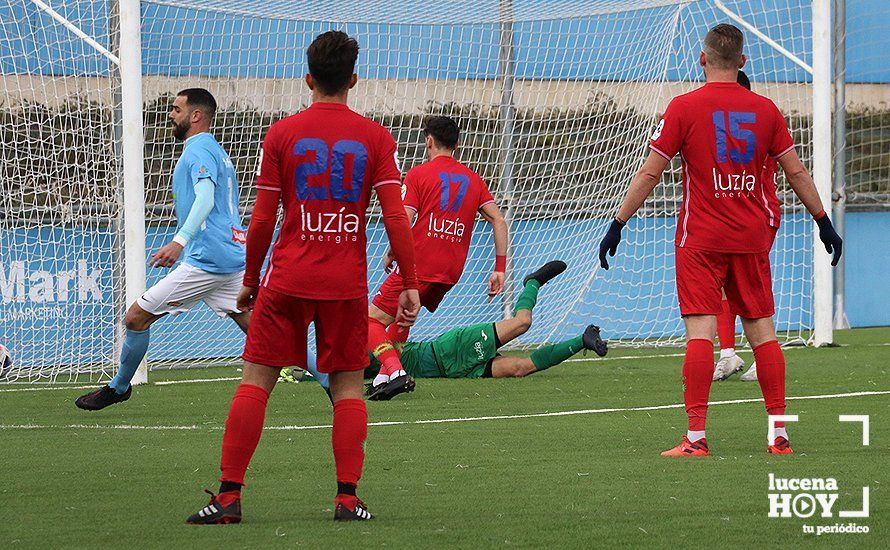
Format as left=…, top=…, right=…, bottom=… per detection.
left=137, top=263, right=244, bottom=317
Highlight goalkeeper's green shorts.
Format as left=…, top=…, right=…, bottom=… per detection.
left=431, top=322, right=499, bottom=379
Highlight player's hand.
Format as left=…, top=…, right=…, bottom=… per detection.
left=149, top=241, right=183, bottom=268
left=598, top=219, right=625, bottom=270
left=382, top=248, right=396, bottom=273
left=236, top=285, right=260, bottom=312
left=395, top=288, right=420, bottom=327
left=487, top=271, right=505, bottom=301
left=815, top=214, right=843, bottom=266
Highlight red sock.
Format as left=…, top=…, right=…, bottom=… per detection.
left=332, top=398, right=368, bottom=486
left=386, top=322, right=410, bottom=343
left=219, top=383, right=269, bottom=485
left=753, top=340, right=786, bottom=425
left=683, top=339, right=715, bottom=431
left=369, top=318, right=402, bottom=376
left=716, top=299, right=736, bottom=351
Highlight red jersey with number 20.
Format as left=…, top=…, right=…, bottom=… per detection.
left=402, top=156, right=495, bottom=285
left=649, top=82, right=794, bottom=253
left=256, top=102, right=402, bottom=300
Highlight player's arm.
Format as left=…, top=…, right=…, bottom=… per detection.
left=238, top=128, right=283, bottom=310
left=598, top=151, right=671, bottom=269
left=777, top=148, right=843, bottom=265
left=239, top=187, right=280, bottom=310
left=479, top=201, right=508, bottom=300
left=150, top=157, right=218, bottom=268
left=377, top=183, right=420, bottom=326
left=382, top=206, right=417, bottom=273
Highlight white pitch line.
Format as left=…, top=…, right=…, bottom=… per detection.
left=0, top=385, right=96, bottom=393
left=1, top=390, right=887, bottom=432
left=3, top=340, right=886, bottom=390
left=0, top=376, right=241, bottom=393
left=153, top=377, right=241, bottom=386
left=565, top=340, right=890, bottom=364
left=565, top=352, right=685, bottom=363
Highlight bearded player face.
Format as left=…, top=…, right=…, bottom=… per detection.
left=168, top=95, right=193, bottom=140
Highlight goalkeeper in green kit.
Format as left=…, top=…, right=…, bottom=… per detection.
left=364, top=260, right=608, bottom=398
left=297, top=261, right=608, bottom=399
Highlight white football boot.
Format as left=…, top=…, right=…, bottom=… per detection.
left=712, top=354, right=745, bottom=381
left=739, top=361, right=758, bottom=381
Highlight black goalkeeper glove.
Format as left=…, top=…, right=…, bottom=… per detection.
left=815, top=212, right=843, bottom=266
left=598, top=218, right=625, bottom=270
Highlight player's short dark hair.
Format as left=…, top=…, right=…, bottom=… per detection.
left=307, top=31, right=359, bottom=95
left=704, top=23, right=744, bottom=70
left=737, top=70, right=751, bottom=90
left=176, top=88, right=217, bottom=121
left=423, top=116, right=460, bottom=149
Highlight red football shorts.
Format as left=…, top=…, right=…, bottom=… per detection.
left=675, top=246, right=774, bottom=319
left=242, top=287, right=369, bottom=372
left=371, top=272, right=453, bottom=318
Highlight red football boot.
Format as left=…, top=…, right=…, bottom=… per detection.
left=660, top=436, right=709, bottom=457
left=768, top=436, right=794, bottom=454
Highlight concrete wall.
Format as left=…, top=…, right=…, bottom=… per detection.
left=3, top=74, right=890, bottom=116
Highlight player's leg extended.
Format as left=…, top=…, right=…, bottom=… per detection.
left=490, top=325, right=606, bottom=377
left=526, top=325, right=607, bottom=376
left=713, top=289, right=745, bottom=381
left=493, top=259, right=567, bottom=345
left=74, top=302, right=160, bottom=410
left=741, top=316, right=790, bottom=453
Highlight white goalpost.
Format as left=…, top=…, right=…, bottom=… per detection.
left=118, top=0, right=148, bottom=384
left=0, top=0, right=838, bottom=383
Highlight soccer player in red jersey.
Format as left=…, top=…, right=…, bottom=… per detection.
left=713, top=70, right=780, bottom=382
left=187, top=31, right=420, bottom=524
left=366, top=116, right=508, bottom=400
left=598, top=24, right=842, bottom=456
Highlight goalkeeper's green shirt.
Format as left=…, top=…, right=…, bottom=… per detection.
left=368, top=322, right=498, bottom=379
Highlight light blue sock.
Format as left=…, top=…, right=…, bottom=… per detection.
left=303, top=352, right=329, bottom=390
left=108, top=329, right=150, bottom=394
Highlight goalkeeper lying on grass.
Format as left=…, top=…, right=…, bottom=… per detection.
left=289, top=261, right=608, bottom=400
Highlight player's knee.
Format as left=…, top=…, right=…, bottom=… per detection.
left=514, top=359, right=536, bottom=377
left=124, top=305, right=152, bottom=331
left=515, top=311, right=532, bottom=334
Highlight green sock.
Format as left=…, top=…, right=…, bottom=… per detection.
left=530, top=336, right=584, bottom=372
left=513, top=280, right=541, bottom=316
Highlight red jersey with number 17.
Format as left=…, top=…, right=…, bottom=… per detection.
left=402, top=155, right=495, bottom=285
left=256, top=102, right=402, bottom=300
left=649, top=82, right=794, bottom=253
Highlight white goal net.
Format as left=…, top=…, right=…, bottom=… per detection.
left=1, top=0, right=826, bottom=382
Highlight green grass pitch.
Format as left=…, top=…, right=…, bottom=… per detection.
left=1, top=328, right=887, bottom=548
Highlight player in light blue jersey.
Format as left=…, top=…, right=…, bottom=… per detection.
left=76, top=89, right=250, bottom=410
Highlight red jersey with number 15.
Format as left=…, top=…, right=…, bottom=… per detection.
left=649, top=82, right=794, bottom=253
left=402, top=155, right=495, bottom=285
left=256, top=102, right=402, bottom=300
